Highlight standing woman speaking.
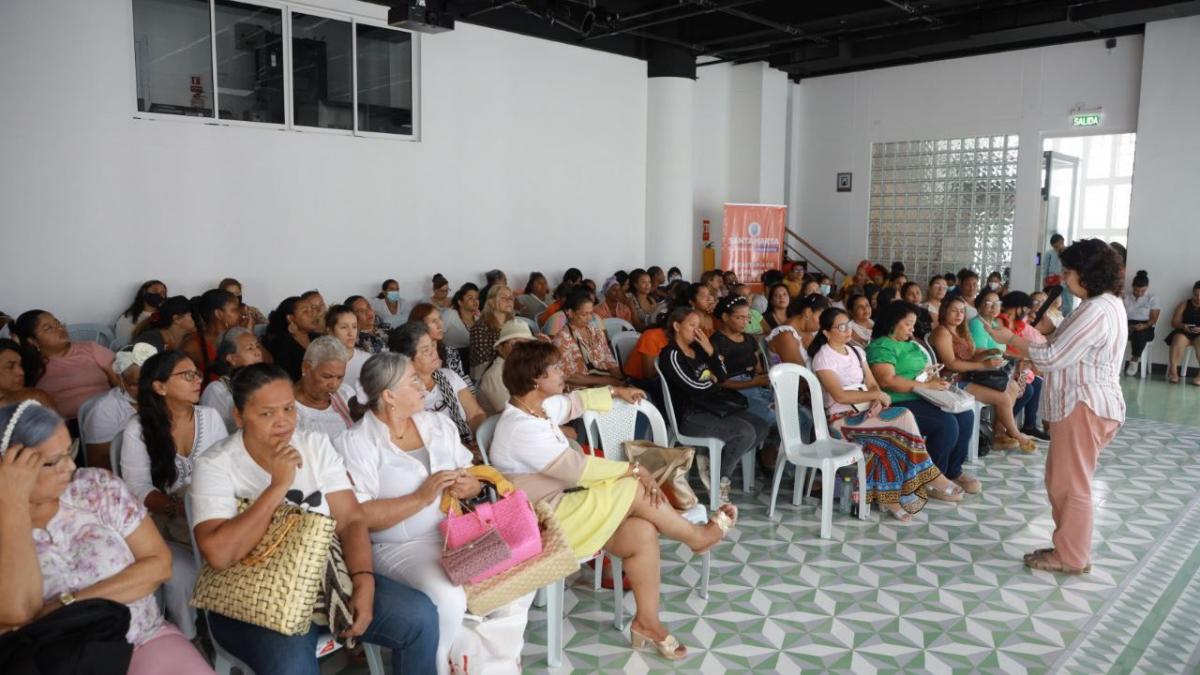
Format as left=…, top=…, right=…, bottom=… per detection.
left=981, top=239, right=1126, bottom=575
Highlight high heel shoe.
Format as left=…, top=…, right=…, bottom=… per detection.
left=631, top=627, right=687, bottom=661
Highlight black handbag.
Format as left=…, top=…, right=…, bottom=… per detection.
left=962, top=369, right=1010, bottom=391
left=0, top=599, right=132, bottom=675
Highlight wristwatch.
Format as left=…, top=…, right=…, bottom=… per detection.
left=59, top=591, right=76, bottom=607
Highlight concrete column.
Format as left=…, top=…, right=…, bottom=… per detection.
left=645, top=75, right=696, bottom=279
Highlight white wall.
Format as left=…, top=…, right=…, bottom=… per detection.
left=0, top=0, right=647, bottom=324
left=789, top=36, right=1143, bottom=288
left=1126, top=16, right=1200, bottom=368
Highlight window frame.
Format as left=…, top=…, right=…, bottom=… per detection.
left=127, top=0, right=420, bottom=141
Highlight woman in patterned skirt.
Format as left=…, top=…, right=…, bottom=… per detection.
left=807, top=307, right=964, bottom=521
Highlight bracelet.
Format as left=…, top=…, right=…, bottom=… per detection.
left=350, top=571, right=374, bottom=579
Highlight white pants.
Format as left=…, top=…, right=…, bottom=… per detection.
left=373, top=538, right=533, bottom=675
left=163, top=540, right=198, bottom=638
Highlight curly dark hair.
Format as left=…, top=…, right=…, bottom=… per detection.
left=1059, top=238, right=1124, bottom=298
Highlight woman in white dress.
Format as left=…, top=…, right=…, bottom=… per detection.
left=335, top=352, right=532, bottom=674
left=119, top=350, right=228, bottom=638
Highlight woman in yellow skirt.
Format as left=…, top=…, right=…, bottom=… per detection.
left=489, top=340, right=736, bottom=662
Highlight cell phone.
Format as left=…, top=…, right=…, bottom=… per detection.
left=1030, top=285, right=1063, bottom=329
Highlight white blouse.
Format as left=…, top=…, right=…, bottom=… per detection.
left=343, top=348, right=372, bottom=394
left=335, top=410, right=473, bottom=544
left=489, top=394, right=581, bottom=476
left=119, top=405, right=228, bottom=503
left=441, top=308, right=472, bottom=350
left=295, top=384, right=355, bottom=441
left=370, top=297, right=409, bottom=330
left=199, top=379, right=236, bottom=433
left=80, top=386, right=136, bottom=445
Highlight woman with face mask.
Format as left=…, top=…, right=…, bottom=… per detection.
left=114, top=280, right=168, bottom=349
left=986, top=272, right=1005, bottom=294
left=371, top=279, right=408, bottom=331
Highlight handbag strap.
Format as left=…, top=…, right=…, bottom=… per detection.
left=241, top=510, right=301, bottom=566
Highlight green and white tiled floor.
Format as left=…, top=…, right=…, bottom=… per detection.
left=327, top=378, right=1200, bottom=674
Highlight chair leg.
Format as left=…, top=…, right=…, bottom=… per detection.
left=793, top=467, right=804, bottom=506
left=592, top=556, right=603, bottom=591
left=213, top=653, right=234, bottom=675
left=804, top=467, right=816, bottom=507
left=533, top=587, right=546, bottom=608
left=700, top=551, right=711, bottom=600
left=820, top=462, right=835, bottom=539
left=856, top=456, right=870, bottom=520
left=709, top=445, right=723, bottom=511
left=741, top=452, right=754, bottom=493
left=610, top=555, right=624, bottom=631
left=364, top=644, right=385, bottom=675
left=546, top=579, right=564, bottom=667
left=967, top=402, right=981, bottom=463
left=768, top=458, right=787, bottom=518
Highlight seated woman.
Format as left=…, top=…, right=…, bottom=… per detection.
left=489, top=341, right=736, bottom=661
left=120, top=351, right=227, bottom=639
left=0, top=400, right=213, bottom=674
left=190, top=365, right=439, bottom=675
left=998, top=292, right=1049, bottom=442
left=658, top=307, right=771, bottom=496
left=808, top=309, right=963, bottom=521
left=12, top=310, right=120, bottom=421
left=183, top=289, right=241, bottom=383
left=517, top=272, right=550, bottom=321
left=767, top=294, right=830, bottom=367
left=622, top=311, right=669, bottom=393
left=922, top=276, right=948, bottom=322
left=682, top=283, right=718, bottom=336
left=627, top=269, right=663, bottom=332
left=372, top=279, right=408, bottom=331
left=1165, top=280, right=1200, bottom=384
left=594, top=278, right=634, bottom=324
left=200, top=327, right=263, bottom=433
left=468, top=286, right=516, bottom=381
left=985, top=271, right=1005, bottom=295
left=326, top=305, right=372, bottom=393
left=477, top=320, right=536, bottom=416
left=345, top=295, right=388, bottom=355
left=965, top=291, right=1036, bottom=451
left=537, top=282, right=572, bottom=330
left=218, top=277, right=267, bottom=329
left=551, top=289, right=625, bottom=389
left=263, top=296, right=321, bottom=381
left=0, top=338, right=55, bottom=409
left=114, top=279, right=168, bottom=348
left=131, top=296, right=197, bottom=358
left=82, top=343, right=156, bottom=469
left=409, top=303, right=473, bottom=390
left=335, top=353, right=532, bottom=674
left=441, top=284, right=480, bottom=366
left=293, top=336, right=354, bottom=441
left=867, top=302, right=980, bottom=494
left=710, top=296, right=774, bottom=428
left=1123, top=270, right=1161, bottom=376
left=762, top=282, right=791, bottom=331
left=390, top=322, right=485, bottom=447
left=847, top=294, right=874, bottom=348
left=427, top=273, right=453, bottom=310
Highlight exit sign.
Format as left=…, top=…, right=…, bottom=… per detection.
left=1072, top=112, right=1102, bottom=127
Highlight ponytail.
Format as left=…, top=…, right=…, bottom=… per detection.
left=807, top=307, right=848, bottom=360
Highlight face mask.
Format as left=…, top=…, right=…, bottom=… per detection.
left=386, top=291, right=401, bottom=303
left=668, top=274, right=681, bottom=282
left=144, top=292, right=164, bottom=308
left=819, top=284, right=831, bottom=296
left=989, top=282, right=1000, bottom=291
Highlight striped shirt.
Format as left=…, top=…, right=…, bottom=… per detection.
left=1028, top=293, right=1127, bottom=423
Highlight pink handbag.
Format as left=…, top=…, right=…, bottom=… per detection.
left=439, top=489, right=543, bottom=584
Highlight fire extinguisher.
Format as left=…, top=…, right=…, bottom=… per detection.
left=702, top=218, right=716, bottom=272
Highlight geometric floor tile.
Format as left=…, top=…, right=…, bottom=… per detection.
left=322, top=387, right=1200, bottom=675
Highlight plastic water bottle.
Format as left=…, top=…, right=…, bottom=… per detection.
left=839, top=476, right=852, bottom=514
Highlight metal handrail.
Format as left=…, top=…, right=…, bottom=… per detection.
left=784, top=227, right=847, bottom=284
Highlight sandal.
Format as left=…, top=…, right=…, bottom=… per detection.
left=1023, top=548, right=1091, bottom=574
left=713, top=504, right=738, bottom=533
left=953, top=474, right=982, bottom=494
left=884, top=505, right=913, bottom=523
left=925, top=483, right=964, bottom=502
left=1168, top=370, right=1181, bottom=384
left=631, top=627, right=687, bottom=661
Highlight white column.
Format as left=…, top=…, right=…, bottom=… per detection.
left=645, top=76, right=695, bottom=279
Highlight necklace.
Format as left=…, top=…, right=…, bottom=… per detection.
left=512, top=396, right=547, bottom=419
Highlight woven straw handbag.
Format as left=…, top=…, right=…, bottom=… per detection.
left=464, top=503, right=579, bottom=616
left=191, top=501, right=336, bottom=636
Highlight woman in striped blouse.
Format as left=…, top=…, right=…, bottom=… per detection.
left=981, top=239, right=1127, bottom=575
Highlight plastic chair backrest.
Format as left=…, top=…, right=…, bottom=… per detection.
left=653, top=359, right=683, bottom=436
left=603, top=318, right=635, bottom=342
left=769, top=363, right=832, bottom=443
left=582, top=399, right=669, bottom=462
left=475, top=415, right=499, bottom=464
left=611, top=332, right=641, bottom=370
left=68, top=323, right=115, bottom=349
left=517, top=317, right=540, bottom=336
left=109, top=428, right=125, bottom=479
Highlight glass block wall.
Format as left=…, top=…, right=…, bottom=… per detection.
left=869, top=136, right=1019, bottom=285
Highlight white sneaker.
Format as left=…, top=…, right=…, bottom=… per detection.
left=1125, top=361, right=1139, bottom=377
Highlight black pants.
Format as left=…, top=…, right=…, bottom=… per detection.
left=1128, top=320, right=1156, bottom=359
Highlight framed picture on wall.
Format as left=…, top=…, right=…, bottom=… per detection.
left=837, top=172, right=853, bottom=192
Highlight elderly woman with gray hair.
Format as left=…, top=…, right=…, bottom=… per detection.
left=199, top=327, right=265, bottom=433
left=0, top=401, right=213, bottom=673
left=334, top=352, right=531, bottom=674
left=293, top=336, right=355, bottom=440
left=389, top=322, right=486, bottom=448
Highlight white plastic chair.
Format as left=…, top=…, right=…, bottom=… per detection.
left=109, top=429, right=125, bottom=479
left=610, top=331, right=641, bottom=371
left=1182, top=350, right=1195, bottom=383
left=654, top=360, right=755, bottom=511
left=767, top=364, right=869, bottom=539
left=966, top=400, right=992, bottom=464
left=67, top=323, right=115, bottom=348
left=183, top=495, right=385, bottom=675
left=474, top=414, right=499, bottom=464
left=582, top=400, right=712, bottom=628
left=516, top=316, right=540, bottom=336
left=75, top=391, right=112, bottom=465
left=602, top=318, right=636, bottom=342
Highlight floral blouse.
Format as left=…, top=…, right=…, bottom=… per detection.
left=551, top=322, right=617, bottom=379
left=32, top=469, right=163, bottom=646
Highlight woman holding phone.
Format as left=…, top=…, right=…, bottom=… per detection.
left=981, top=239, right=1126, bottom=575
left=1165, top=281, right=1200, bottom=384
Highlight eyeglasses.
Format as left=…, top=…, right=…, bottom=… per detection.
left=982, top=300, right=1002, bottom=307
left=41, top=453, right=73, bottom=471
left=171, top=369, right=202, bottom=382
left=831, top=323, right=852, bottom=333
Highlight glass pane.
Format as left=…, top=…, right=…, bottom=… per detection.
left=1111, top=183, right=1132, bottom=232
left=132, top=0, right=214, bottom=117
left=1116, top=133, right=1137, bottom=177
left=1086, top=134, right=1113, bottom=179
left=291, top=13, right=354, bottom=130
left=356, top=25, right=414, bottom=135
left=1082, top=185, right=1110, bottom=230
left=214, top=0, right=284, bottom=124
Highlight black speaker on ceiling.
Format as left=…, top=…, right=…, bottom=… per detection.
left=388, top=0, right=455, bottom=34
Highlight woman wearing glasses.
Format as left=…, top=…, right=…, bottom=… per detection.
left=966, top=291, right=1036, bottom=451
left=118, top=351, right=228, bottom=639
